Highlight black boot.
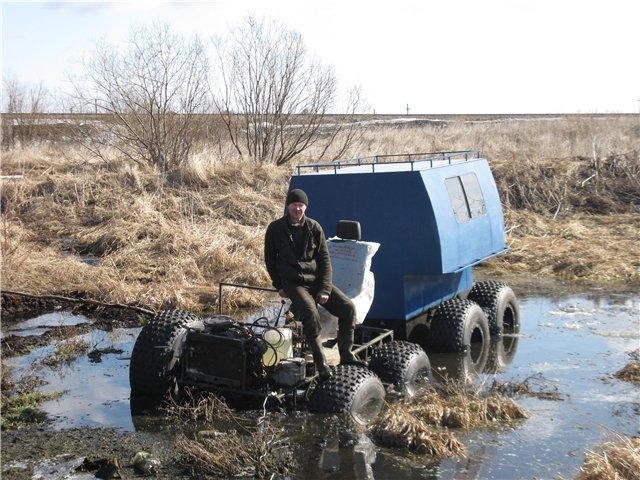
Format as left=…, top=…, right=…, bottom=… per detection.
left=337, top=330, right=367, bottom=367
left=308, top=336, right=333, bottom=381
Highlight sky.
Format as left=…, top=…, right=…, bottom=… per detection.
left=2, top=0, right=639, bottom=114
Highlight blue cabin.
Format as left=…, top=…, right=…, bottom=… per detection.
left=289, top=150, right=507, bottom=334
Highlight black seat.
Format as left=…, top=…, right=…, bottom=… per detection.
left=336, top=220, right=361, bottom=241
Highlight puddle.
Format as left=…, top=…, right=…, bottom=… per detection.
left=1, top=311, right=93, bottom=339
left=4, top=284, right=640, bottom=479
left=11, top=327, right=140, bottom=430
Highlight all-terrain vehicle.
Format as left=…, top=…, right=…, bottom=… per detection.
left=129, top=150, right=520, bottom=421
left=130, top=221, right=431, bottom=424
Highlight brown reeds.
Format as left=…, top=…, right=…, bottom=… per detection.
left=576, top=433, right=640, bottom=480
left=1, top=144, right=289, bottom=312
left=371, top=381, right=528, bottom=456
left=407, top=382, right=529, bottom=429
left=371, top=404, right=465, bottom=457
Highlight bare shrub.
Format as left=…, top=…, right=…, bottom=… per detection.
left=212, top=15, right=365, bottom=165
left=1, top=76, right=49, bottom=149
left=70, top=23, right=209, bottom=172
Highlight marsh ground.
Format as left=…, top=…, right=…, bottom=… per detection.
left=1, top=279, right=638, bottom=479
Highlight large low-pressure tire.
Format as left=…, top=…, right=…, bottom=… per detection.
left=129, top=309, right=197, bottom=398
left=467, top=281, right=520, bottom=336
left=368, top=341, right=432, bottom=396
left=426, top=298, right=490, bottom=353
left=308, top=365, right=386, bottom=425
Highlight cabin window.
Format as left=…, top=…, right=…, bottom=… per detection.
left=460, top=173, right=486, bottom=218
left=445, top=173, right=486, bottom=222
left=445, top=177, right=471, bottom=222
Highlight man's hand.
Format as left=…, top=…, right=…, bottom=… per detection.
left=316, top=293, right=329, bottom=305
left=278, top=289, right=288, bottom=299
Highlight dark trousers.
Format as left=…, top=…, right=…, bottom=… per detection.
left=283, top=284, right=356, bottom=339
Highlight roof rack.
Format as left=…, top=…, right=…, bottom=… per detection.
left=295, top=149, right=482, bottom=176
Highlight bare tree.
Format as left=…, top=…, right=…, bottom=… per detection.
left=315, top=85, right=368, bottom=162
left=71, top=23, right=209, bottom=172
left=212, top=16, right=362, bottom=165
left=2, top=76, right=49, bottom=148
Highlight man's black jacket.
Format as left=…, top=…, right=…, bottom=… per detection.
left=264, top=215, right=332, bottom=296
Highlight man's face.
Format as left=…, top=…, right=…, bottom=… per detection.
left=287, top=202, right=307, bottom=223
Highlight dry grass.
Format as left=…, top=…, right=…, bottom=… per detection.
left=371, top=404, right=466, bottom=457
left=481, top=209, right=640, bottom=284
left=576, top=433, right=640, bottom=480
left=614, top=362, right=640, bottom=385
left=371, top=381, right=528, bottom=456
left=407, top=382, right=529, bottom=429
left=1, top=144, right=289, bottom=311
left=163, top=386, right=295, bottom=476
left=1, top=117, right=638, bottom=313
left=175, top=426, right=294, bottom=478
left=162, top=388, right=238, bottom=426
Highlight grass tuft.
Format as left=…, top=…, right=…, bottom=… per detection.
left=35, top=337, right=90, bottom=368
left=162, top=388, right=237, bottom=426
left=175, top=425, right=294, bottom=478
left=371, top=404, right=465, bottom=457
left=370, top=380, right=528, bottom=456
left=577, top=433, right=640, bottom=480
left=1, top=390, right=60, bottom=430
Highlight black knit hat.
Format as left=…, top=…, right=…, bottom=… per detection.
left=286, top=189, right=308, bottom=206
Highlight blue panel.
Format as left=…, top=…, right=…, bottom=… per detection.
left=289, top=157, right=505, bottom=321
left=403, top=268, right=473, bottom=319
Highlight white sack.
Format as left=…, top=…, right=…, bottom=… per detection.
left=318, top=239, right=380, bottom=340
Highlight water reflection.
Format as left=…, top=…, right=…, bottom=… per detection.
left=1, top=311, right=92, bottom=339
left=428, top=334, right=520, bottom=382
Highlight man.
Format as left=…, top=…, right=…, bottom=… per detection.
left=264, top=188, right=361, bottom=380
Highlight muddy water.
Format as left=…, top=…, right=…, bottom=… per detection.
left=4, top=283, right=639, bottom=479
